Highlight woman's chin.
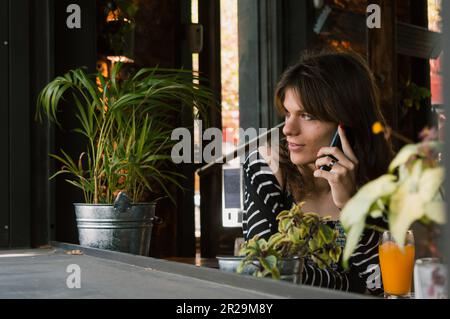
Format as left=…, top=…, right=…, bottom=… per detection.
left=289, top=154, right=309, bottom=166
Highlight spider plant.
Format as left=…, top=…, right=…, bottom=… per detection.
left=36, top=62, right=214, bottom=204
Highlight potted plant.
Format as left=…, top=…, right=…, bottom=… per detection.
left=340, top=125, right=445, bottom=265
left=218, top=202, right=342, bottom=284
left=36, top=62, right=213, bottom=255
left=339, top=124, right=446, bottom=298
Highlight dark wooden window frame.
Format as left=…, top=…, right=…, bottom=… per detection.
left=1, top=0, right=32, bottom=248
left=198, top=0, right=314, bottom=257
left=0, top=0, right=10, bottom=247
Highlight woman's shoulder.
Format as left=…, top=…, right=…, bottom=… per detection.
left=243, top=147, right=266, bottom=169
left=243, top=146, right=284, bottom=188
left=243, top=147, right=291, bottom=215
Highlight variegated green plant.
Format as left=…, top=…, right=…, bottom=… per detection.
left=341, top=140, right=445, bottom=267
left=36, top=63, right=214, bottom=204
left=237, top=202, right=342, bottom=279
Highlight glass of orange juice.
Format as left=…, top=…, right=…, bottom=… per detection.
left=379, top=230, right=415, bottom=298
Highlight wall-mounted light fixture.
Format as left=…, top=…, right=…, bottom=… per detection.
left=103, top=0, right=136, bottom=64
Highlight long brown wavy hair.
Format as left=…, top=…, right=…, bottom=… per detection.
left=274, top=50, right=394, bottom=202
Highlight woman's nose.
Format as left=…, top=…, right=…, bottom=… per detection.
left=283, top=117, right=300, bottom=136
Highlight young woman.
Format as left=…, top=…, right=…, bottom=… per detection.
left=242, top=50, right=394, bottom=295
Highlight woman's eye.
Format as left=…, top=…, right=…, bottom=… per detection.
left=301, top=113, right=314, bottom=120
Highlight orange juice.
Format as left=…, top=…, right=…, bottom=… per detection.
left=379, top=242, right=415, bottom=295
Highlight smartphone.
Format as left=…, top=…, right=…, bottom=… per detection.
left=319, top=127, right=342, bottom=171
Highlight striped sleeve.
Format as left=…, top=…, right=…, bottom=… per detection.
left=242, top=149, right=286, bottom=241
left=346, top=218, right=386, bottom=295
left=302, top=263, right=350, bottom=290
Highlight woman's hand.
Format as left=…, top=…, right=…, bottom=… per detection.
left=313, top=125, right=359, bottom=209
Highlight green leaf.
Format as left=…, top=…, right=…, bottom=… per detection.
left=340, top=174, right=397, bottom=229
left=237, top=260, right=246, bottom=274
left=342, top=220, right=365, bottom=268
left=257, top=238, right=268, bottom=251
left=424, top=196, right=446, bottom=225
left=270, top=265, right=281, bottom=280
left=318, top=224, right=334, bottom=244
left=388, top=144, right=420, bottom=173
left=418, top=167, right=445, bottom=203
left=264, top=255, right=277, bottom=270
left=36, top=63, right=215, bottom=204
left=369, top=199, right=384, bottom=219
left=389, top=192, right=423, bottom=248
left=389, top=162, right=424, bottom=247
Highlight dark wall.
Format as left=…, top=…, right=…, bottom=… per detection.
left=1, top=0, right=55, bottom=248
left=5, top=0, right=104, bottom=247
left=134, top=0, right=178, bottom=68
left=53, top=0, right=97, bottom=244
left=0, top=0, right=10, bottom=247
left=30, top=0, right=55, bottom=247
left=1, top=0, right=32, bottom=248
left=407, top=0, right=433, bottom=142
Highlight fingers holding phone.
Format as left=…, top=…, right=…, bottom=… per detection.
left=317, top=125, right=357, bottom=171
left=313, top=124, right=358, bottom=209
left=316, top=155, right=338, bottom=171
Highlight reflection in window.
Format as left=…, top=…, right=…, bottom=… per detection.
left=427, top=0, right=442, bottom=105
left=220, top=0, right=239, bottom=157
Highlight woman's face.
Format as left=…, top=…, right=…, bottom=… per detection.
left=282, top=88, right=337, bottom=167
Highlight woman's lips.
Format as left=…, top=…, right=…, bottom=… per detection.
left=288, top=142, right=305, bottom=151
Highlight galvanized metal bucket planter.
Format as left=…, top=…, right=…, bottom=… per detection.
left=217, top=255, right=304, bottom=284
left=74, top=192, right=162, bottom=256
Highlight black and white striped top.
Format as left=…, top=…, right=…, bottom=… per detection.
left=242, top=149, right=385, bottom=295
